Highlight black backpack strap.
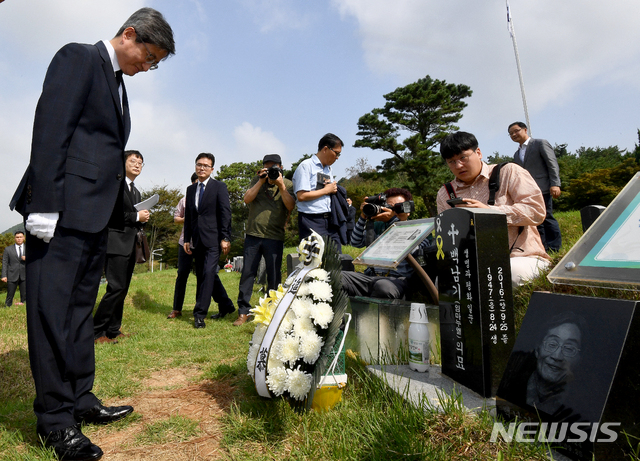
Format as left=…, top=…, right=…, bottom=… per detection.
left=444, top=182, right=456, bottom=199
left=488, top=162, right=508, bottom=206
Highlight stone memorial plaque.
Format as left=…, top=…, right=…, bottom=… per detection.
left=496, top=292, right=640, bottom=461
left=436, top=208, right=515, bottom=397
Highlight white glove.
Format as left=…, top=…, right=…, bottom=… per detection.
left=25, top=212, right=59, bottom=243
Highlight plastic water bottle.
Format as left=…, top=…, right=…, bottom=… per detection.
left=408, top=303, right=430, bottom=373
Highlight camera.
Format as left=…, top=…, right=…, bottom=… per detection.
left=362, top=193, right=387, bottom=218
left=261, top=165, right=283, bottom=180
left=362, top=193, right=415, bottom=218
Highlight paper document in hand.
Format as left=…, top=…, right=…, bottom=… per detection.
left=134, top=193, right=159, bottom=211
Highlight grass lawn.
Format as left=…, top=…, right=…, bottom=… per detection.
left=0, top=211, right=638, bottom=460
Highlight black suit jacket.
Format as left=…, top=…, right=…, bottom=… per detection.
left=513, top=138, right=561, bottom=194
left=106, top=183, right=142, bottom=256
left=2, top=245, right=26, bottom=282
left=10, top=41, right=130, bottom=233
left=184, top=179, right=232, bottom=250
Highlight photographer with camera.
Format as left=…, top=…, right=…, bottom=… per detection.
left=235, top=154, right=295, bottom=326
left=342, top=187, right=434, bottom=299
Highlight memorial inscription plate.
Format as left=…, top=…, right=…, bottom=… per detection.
left=436, top=208, right=515, bottom=397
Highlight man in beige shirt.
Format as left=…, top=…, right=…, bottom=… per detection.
left=436, top=131, right=550, bottom=286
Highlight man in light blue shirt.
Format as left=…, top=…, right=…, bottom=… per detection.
left=293, top=133, right=343, bottom=248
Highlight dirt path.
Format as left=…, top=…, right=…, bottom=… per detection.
left=91, top=367, right=236, bottom=460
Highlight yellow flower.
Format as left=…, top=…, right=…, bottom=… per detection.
left=250, top=284, right=286, bottom=326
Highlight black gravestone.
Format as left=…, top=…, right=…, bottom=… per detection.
left=580, top=205, right=606, bottom=233
left=496, top=292, right=640, bottom=461
left=436, top=208, right=515, bottom=397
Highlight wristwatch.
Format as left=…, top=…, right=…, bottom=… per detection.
left=222, top=238, right=230, bottom=243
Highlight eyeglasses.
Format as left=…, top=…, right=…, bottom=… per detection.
left=196, top=163, right=213, bottom=170
left=446, top=154, right=472, bottom=167
left=509, top=128, right=523, bottom=137
left=542, top=339, right=580, bottom=358
left=128, top=159, right=144, bottom=167
left=133, top=28, right=159, bottom=70
left=329, top=147, right=341, bottom=158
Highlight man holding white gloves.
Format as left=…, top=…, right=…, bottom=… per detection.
left=9, top=8, right=175, bottom=460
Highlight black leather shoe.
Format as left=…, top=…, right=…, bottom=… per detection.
left=77, top=403, right=133, bottom=425
left=194, top=318, right=206, bottom=329
left=38, top=425, right=103, bottom=461
left=210, top=312, right=227, bottom=319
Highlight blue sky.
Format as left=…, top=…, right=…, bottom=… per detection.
left=1, top=0, right=639, bottom=231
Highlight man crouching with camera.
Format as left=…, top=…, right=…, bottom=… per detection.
left=342, top=187, right=433, bottom=299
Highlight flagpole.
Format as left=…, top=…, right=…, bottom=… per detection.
left=506, top=1, right=532, bottom=135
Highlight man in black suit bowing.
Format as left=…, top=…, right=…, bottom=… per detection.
left=9, top=8, right=174, bottom=460
left=94, top=150, right=149, bottom=343
left=184, top=153, right=235, bottom=329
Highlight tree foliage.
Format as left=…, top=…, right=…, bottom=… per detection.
left=560, top=158, right=640, bottom=210
left=141, top=185, right=184, bottom=267
left=354, top=75, right=472, bottom=215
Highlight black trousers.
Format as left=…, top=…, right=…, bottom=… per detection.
left=298, top=212, right=342, bottom=253
left=93, top=246, right=136, bottom=339
left=26, top=226, right=106, bottom=434
left=5, top=276, right=26, bottom=306
left=192, top=245, right=234, bottom=319
left=538, top=193, right=562, bottom=252
left=172, top=244, right=195, bottom=312
left=341, top=271, right=408, bottom=299
left=237, top=235, right=283, bottom=316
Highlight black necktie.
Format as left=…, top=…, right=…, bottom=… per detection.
left=198, top=183, right=205, bottom=209
left=18, top=245, right=22, bottom=259
left=115, top=70, right=123, bottom=88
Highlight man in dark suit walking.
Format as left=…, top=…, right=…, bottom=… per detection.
left=9, top=8, right=174, bottom=460
left=183, top=153, right=235, bottom=329
left=509, top=122, right=562, bottom=252
left=2, top=231, right=26, bottom=306
left=94, top=150, right=149, bottom=343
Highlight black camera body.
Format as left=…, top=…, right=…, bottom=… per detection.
left=362, top=193, right=415, bottom=218
left=261, top=165, right=283, bottom=180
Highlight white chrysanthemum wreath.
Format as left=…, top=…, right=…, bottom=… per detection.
left=246, top=231, right=347, bottom=409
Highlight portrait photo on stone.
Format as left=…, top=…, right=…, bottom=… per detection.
left=496, top=292, right=635, bottom=424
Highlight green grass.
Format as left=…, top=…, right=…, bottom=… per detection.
left=1, top=211, right=636, bottom=459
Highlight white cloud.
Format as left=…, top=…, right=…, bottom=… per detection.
left=233, top=122, right=287, bottom=162
left=240, top=0, right=310, bottom=32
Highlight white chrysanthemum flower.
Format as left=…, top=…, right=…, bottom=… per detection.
left=299, top=330, right=324, bottom=364
left=251, top=323, right=267, bottom=344
left=310, top=302, right=334, bottom=329
left=268, top=353, right=285, bottom=371
left=292, top=315, right=315, bottom=337
left=277, top=334, right=301, bottom=365
left=290, top=297, right=310, bottom=319
left=266, top=366, right=288, bottom=396
left=247, top=344, right=260, bottom=379
left=286, top=367, right=313, bottom=401
left=279, top=309, right=296, bottom=333
left=296, top=283, right=311, bottom=297
left=309, top=268, right=330, bottom=282
left=307, top=280, right=333, bottom=302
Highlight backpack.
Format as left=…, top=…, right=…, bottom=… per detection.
left=444, top=162, right=508, bottom=206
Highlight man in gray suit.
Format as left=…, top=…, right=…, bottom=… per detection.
left=509, top=122, right=562, bottom=252
left=2, top=231, right=26, bottom=306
